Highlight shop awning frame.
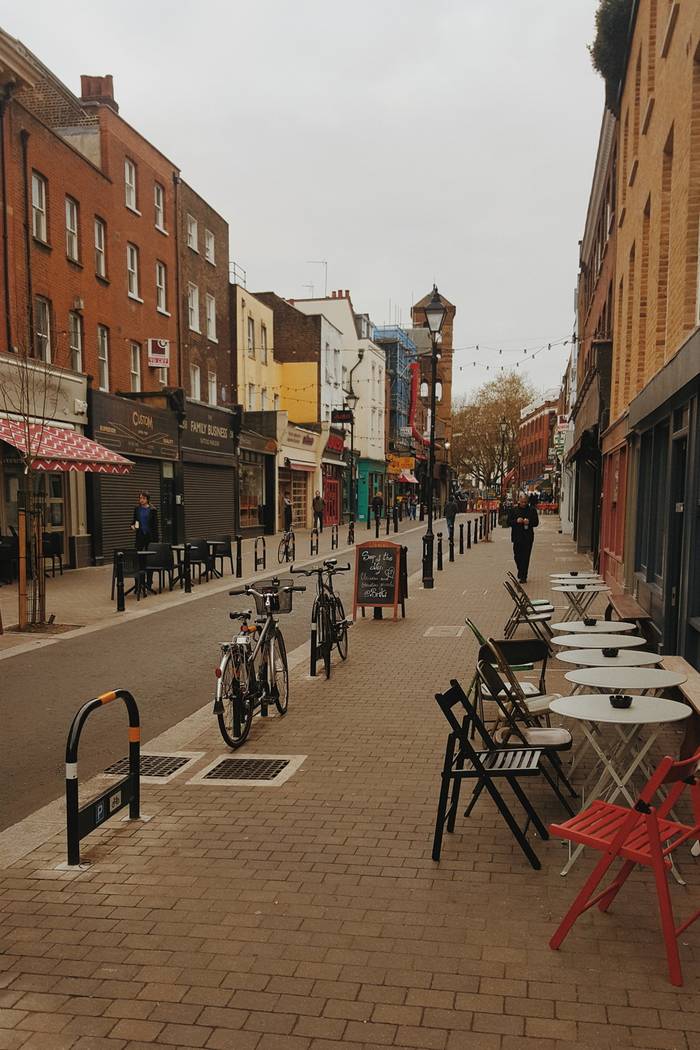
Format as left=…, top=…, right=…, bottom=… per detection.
left=286, top=460, right=316, bottom=472
left=0, top=418, right=133, bottom=474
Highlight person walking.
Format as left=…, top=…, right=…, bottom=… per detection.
left=371, top=490, right=383, bottom=523
left=444, top=495, right=458, bottom=541
left=507, top=491, right=539, bottom=583
left=312, top=490, right=325, bottom=532
left=131, top=490, right=158, bottom=550
left=283, top=493, right=293, bottom=533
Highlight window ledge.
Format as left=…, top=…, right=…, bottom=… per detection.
left=207, top=335, right=218, bottom=344
left=155, top=225, right=169, bottom=236
left=128, top=293, right=144, bottom=304
left=126, top=203, right=141, bottom=217
left=188, top=244, right=199, bottom=254
left=189, top=326, right=201, bottom=335
left=67, top=256, right=83, bottom=270
left=32, top=236, right=51, bottom=251
left=660, top=2, right=679, bottom=58
left=617, top=206, right=626, bottom=229
left=628, top=157, right=638, bottom=187
left=96, top=274, right=110, bottom=286
left=157, top=307, right=171, bottom=317
left=205, top=256, right=216, bottom=267
left=641, top=95, right=655, bottom=135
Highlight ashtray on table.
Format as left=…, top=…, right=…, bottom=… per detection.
left=602, top=647, right=619, bottom=657
left=609, top=694, right=633, bottom=709
left=584, top=617, right=597, bottom=626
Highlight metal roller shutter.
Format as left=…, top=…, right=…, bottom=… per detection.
left=184, top=463, right=236, bottom=539
left=99, top=460, right=161, bottom=560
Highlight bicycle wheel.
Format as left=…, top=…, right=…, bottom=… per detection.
left=270, top=631, right=289, bottom=714
left=333, top=595, right=349, bottom=660
left=216, top=647, right=253, bottom=748
left=277, top=538, right=287, bottom=564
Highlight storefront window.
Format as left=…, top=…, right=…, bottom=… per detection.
left=240, top=452, right=265, bottom=528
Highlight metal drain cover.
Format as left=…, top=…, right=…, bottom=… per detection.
left=204, top=758, right=289, bottom=781
left=104, top=754, right=191, bottom=777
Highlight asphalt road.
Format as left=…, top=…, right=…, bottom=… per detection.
left=0, top=516, right=478, bottom=830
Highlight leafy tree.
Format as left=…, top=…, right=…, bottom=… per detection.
left=451, top=374, right=535, bottom=493
left=589, top=0, right=633, bottom=110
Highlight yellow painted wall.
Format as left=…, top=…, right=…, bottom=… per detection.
left=278, top=361, right=318, bottom=424
left=235, top=287, right=281, bottom=410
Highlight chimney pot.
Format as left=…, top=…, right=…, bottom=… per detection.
left=331, top=290, right=336, bottom=298
left=80, top=74, right=118, bottom=112
left=345, top=290, right=350, bottom=298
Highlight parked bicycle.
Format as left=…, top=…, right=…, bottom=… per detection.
left=291, top=558, right=351, bottom=678
left=278, top=529, right=296, bottom=564
left=213, top=577, right=305, bottom=748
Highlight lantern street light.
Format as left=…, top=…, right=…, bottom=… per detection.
left=422, top=285, right=446, bottom=589
left=345, top=390, right=358, bottom=523
left=499, top=415, right=508, bottom=499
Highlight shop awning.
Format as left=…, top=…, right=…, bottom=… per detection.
left=0, top=418, right=133, bottom=474
left=287, top=460, right=316, bottom=472
left=398, top=469, right=419, bottom=484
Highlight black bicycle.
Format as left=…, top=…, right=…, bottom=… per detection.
left=292, top=559, right=350, bottom=678
left=278, top=529, right=296, bottom=564
left=213, top=577, right=305, bottom=748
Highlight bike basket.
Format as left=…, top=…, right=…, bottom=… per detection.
left=253, top=578, right=294, bottom=615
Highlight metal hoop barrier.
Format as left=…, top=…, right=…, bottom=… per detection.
left=459, top=522, right=465, bottom=554
left=330, top=524, right=339, bottom=550
left=347, top=520, right=355, bottom=545
left=254, top=536, right=266, bottom=571
left=437, top=532, right=444, bottom=571
left=310, top=528, right=319, bottom=555
left=235, top=535, right=243, bottom=578
left=115, top=551, right=125, bottom=612
left=65, top=688, right=140, bottom=866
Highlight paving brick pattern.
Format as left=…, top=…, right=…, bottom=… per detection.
left=0, top=518, right=698, bottom=1049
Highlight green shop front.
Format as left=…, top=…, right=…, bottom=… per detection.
left=356, top=459, right=386, bottom=521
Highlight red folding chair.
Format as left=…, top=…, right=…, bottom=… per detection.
left=548, top=747, right=700, bottom=986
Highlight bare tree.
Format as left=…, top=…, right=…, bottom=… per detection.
left=451, top=374, right=535, bottom=493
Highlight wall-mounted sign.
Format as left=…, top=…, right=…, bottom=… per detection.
left=147, top=339, right=170, bottom=369
left=331, top=408, right=354, bottom=424
left=387, top=453, right=415, bottom=476
left=89, top=390, right=178, bottom=461
left=182, top=401, right=236, bottom=466
left=325, top=432, right=345, bottom=455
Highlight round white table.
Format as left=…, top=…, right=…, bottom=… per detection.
left=552, top=632, right=643, bottom=649
left=550, top=572, right=600, bottom=579
left=549, top=694, right=691, bottom=876
left=551, top=583, right=611, bottom=621
left=551, top=620, right=636, bottom=633
left=564, top=667, right=687, bottom=692
left=556, top=648, right=661, bottom=668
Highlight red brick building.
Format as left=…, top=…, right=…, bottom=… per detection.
left=518, top=393, right=558, bottom=492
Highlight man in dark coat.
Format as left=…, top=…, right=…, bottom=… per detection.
left=371, top=490, right=383, bottom=522
left=444, top=496, right=458, bottom=540
left=507, top=491, right=539, bottom=583
left=131, top=491, right=158, bottom=550
left=283, top=494, right=293, bottom=533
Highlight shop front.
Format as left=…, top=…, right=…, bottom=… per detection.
left=239, top=427, right=278, bottom=536
left=386, top=453, right=419, bottom=510
left=182, top=401, right=237, bottom=539
left=278, top=420, right=320, bottom=530
left=321, top=428, right=346, bottom=525
left=357, top=459, right=386, bottom=521
left=88, top=389, right=179, bottom=564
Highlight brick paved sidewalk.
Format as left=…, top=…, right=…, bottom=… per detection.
left=0, top=519, right=698, bottom=1050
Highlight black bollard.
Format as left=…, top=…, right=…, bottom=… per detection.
left=184, top=543, right=192, bottom=593
left=398, top=501, right=403, bottom=522
left=235, top=535, right=243, bottom=578
left=367, top=505, right=372, bottom=530
left=459, top=522, right=464, bottom=554
left=385, top=512, right=390, bottom=536
left=375, top=516, right=380, bottom=539
left=473, top=518, right=478, bottom=545
left=116, top=551, right=125, bottom=611
left=310, top=528, right=319, bottom=556
left=419, top=502, right=425, bottom=522
left=331, top=523, right=338, bottom=550
left=348, top=520, right=355, bottom=545
left=467, top=520, right=472, bottom=548
left=392, top=506, right=399, bottom=533
left=449, top=528, right=455, bottom=563
left=437, top=532, right=443, bottom=571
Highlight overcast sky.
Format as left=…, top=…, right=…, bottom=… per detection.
left=4, top=0, right=603, bottom=401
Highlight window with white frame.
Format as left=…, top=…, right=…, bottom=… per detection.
left=190, top=363, right=201, bottom=400
left=130, top=342, right=141, bottom=392
left=206, top=294, right=217, bottom=340
left=156, top=261, right=168, bottom=312
left=154, top=182, right=166, bottom=231
left=124, top=158, right=137, bottom=210
left=186, top=213, right=198, bottom=251
left=261, top=388, right=268, bottom=410
left=204, top=228, right=215, bottom=263
left=273, top=393, right=280, bottom=411
left=333, top=347, right=341, bottom=384
left=68, top=311, right=82, bottom=371
left=65, top=197, right=79, bottom=261
left=247, top=316, right=255, bottom=357
left=371, top=363, right=376, bottom=401
left=247, top=383, right=255, bottom=410
left=187, top=282, right=200, bottom=331
left=94, top=217, right=107, bottom=277
left=32, top=172, right=47, bottom=241
left=208, top=371, right=217, bottom=405
left=158, top=366, right=167, bottom=386
left=126, top=243, right=140, bottom=298
left=97, top=325, right=109, bottom=390
left=261, top=324, right=268, bottom=363
left=34, top=297, right=51, bottom=362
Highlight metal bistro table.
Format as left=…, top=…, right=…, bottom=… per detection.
left=551, top=619, right=636, bottom=633
left=555, top=648, right=662, bottom=668
left=564, top=666, right=688, bottom=695
left=550, top=572, right=602, bottom=581
left=171, top=544, right=189, bottom=589
left=206, top=540, right=223, bottom=579
left=549, top=694, right=691, bottom=876
left=551, top=583, right=611, bottom=621
left=552, top=632, right=644, bottom=650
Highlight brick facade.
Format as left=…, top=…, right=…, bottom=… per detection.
left=518, top=398, right=557, bottom=489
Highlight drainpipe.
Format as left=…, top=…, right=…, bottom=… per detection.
left=20, top=129, right=32, bottom=354
left=0, top=84, right=14, bottom=353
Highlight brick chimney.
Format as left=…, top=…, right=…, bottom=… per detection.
left=80, top=75, right=119, bottom=112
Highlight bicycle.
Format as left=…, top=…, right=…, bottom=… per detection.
left=213, top=577, right=305, bottom=748
left=291, top=558, right=351, bottom=678
left=278, top=529, right=296, bottom=564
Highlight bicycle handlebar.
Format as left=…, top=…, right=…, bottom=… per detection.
left=290, top=563, right=350, bottom=577
left=229, top=584, right=306, bottom=598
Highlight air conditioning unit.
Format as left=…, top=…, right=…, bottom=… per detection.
left=73, top=297, right=85, bottom=311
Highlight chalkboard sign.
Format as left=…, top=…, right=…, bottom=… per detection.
left=353, top=541, right=402, bottom=620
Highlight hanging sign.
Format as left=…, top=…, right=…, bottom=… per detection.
left=147, top=339, right=170, bottom=368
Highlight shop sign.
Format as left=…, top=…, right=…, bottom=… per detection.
left=331, top=408, right=354, bottom=424
left=387, top=453, right=415, bottom=476
left=325, top=432, right=345, bottom=455
left=182, top=401, right=236, bottom=465
left=285, top=424, right=318, bottom=449
left=147, top=339, right=170, bottom=369
left=89, top=390, right=178, bottom=461
left=399, top=426, right=413, bottom=438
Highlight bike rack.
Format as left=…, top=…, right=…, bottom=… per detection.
left=310, top=528, right=319, bottom=555
left=347, top=520, right=355, bottom=545
left=235, top=535, right=243, bottom=578
left=437, top=532, right=444, bottom=571
left=65, top=688, right=140, bottom=866
left=254, top=536, right=266, bottom=571
left=330, top=524, right=339, bottom=550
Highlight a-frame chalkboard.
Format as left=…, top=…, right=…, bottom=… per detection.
left=353, top=540, right=402, bottom=621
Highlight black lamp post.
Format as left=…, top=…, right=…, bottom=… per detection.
left=499, top=416, right=508, bottom=500
left=421, top=285, right=447, bottom=589
left=346, top=391, right=358, bottom=523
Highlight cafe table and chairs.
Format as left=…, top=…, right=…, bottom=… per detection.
left=551, top=583, right=612, bottom=621
left=548, top=694, right=691, bottom=877
left=551, top=619, right=636, bottom=634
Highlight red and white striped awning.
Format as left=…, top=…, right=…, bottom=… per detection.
left=0, top=419, right=133, bottom=474
left=398, top=469, right=419, bottom=484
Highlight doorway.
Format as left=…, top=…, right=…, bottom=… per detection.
left=667, top=434, right=687, bottom=650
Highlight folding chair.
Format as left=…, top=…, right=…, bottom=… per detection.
left=464, top=618, right=537, bottom=726
left=211, top=535, right=234, bottom=576
left=432, top=679, right=572, bottom=870
left=487, top=637, right=559, bottom=719
left=549, top=747, right=700, bottom=986
left=506, top=572, right=553, bottom=610
left=503, top=580, right=554, bottom=647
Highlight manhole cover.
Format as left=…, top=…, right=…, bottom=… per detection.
left=104, top=754, right=191, bottom=778
left=204, top=758, right=289, bottom=781
left=423, top=625, right=465, bottom=638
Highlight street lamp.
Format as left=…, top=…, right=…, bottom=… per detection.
left=499, top=416, right=508, bottom=499
left=346, top=390, right=358, bottom=523
left=422, top=284, right=446, bottom=589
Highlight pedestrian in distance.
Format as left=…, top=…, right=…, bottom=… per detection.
left=444, top=495, right=458, bottom=539
left=409, top=493, right=418, bottom=519
left=507, top=491, right=539, bottom=583
left=283, top=493, right=293, bottom=533
left=312, top=490, right=324, bottom=532
left=372, top=490, right=383, bottom=522
left=131, top=490, right=158, bottom=550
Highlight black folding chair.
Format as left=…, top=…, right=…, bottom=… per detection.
left=432, top=679, right=571, bottom=870
left=110, top=549, right=145, bottom=601
left=146, top=542, right=175, bottom=593
left=42, top=531, right=64, bottom=577
left=187, top=538, right=212, bottom=583
left=210, top=535, right=234, bottom=576
left=486, top=637, right=559, bottom=719
left=503, top=580, right=553, bottom=648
